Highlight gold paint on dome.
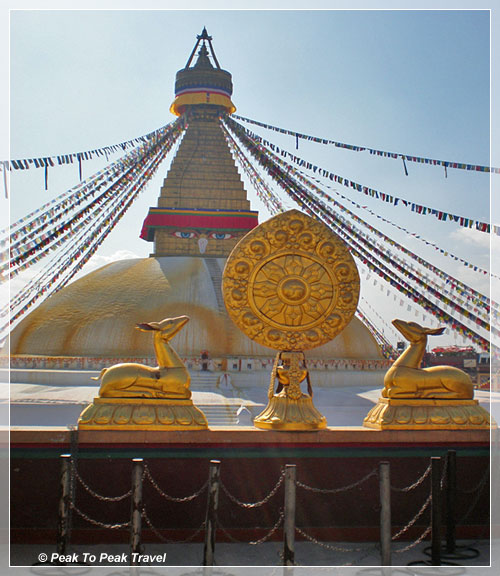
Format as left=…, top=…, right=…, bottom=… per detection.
left=223, top=210, right=360, bottom=352
left=9, top=256, right=382, bottom=360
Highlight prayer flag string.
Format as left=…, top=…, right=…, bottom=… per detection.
left=356, top=306, right=397, bottom=359
left=3, top=120, right=186, bottom=331
left=236, top=122, right=495, bottom=235
left=2, top=123, right=173, bottom=176
left=224, top=116, right=491, bottom=350
left=233, top=114, right=500, bottom=175
left=226, top=116, right=492, bottom=311
left=2, top=120, right=186, bottom=279
left=301, top=169, right=495, bottom=280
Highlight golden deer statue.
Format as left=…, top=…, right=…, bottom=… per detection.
left=93, top=315, right=191, bottom=399
left=383, top=319, right=474, bottom=399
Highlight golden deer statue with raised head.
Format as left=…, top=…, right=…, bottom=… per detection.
left=383, top=319, right=474, bottom=399
left=93, top=315, right=191, bottom=399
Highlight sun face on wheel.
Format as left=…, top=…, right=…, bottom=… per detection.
left=250, top=254, right=334, bottom=328
left=222, top=210, right=360, bottom=351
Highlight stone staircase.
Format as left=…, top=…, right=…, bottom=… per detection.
left=189, top=371, right=246, bottom=426
left=204, top=257, right=238, bottom=353
left=204, top=258, right=225, bottom=314
left=196, top=403, right=240, bottom=426
left=190, top=371, right=220, bottom=390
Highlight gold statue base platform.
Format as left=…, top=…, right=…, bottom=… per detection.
left=78, top=397, right=208, bottom=430
left=253, top=393, right=327, bottom=431
left=363, top=397, right=491, bottom=430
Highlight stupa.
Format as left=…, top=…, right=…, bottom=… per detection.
left=9, top=29, right=383, bottom=369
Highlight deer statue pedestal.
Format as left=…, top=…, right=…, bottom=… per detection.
left=363, top=397, right=491, bottom=430
left=78, top=397, right=208, bottom=430
left=77, top=315, right=208, bottom=431
left=363, top=319, right=492, bottom=430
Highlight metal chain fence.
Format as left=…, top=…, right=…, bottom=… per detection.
left=391, top=463, right=432, bottom=493
left=52, top=451, right=488, bottom=568
left=63, top=454, right=131, bottom=533
left=395, top=526, right=433, bottom=555
left=143, top=463, right=208, bottom=503
left=216, top=509, right=285, bottom=546
left=296, top=467, right=378, bottom=494
left=392, top=494, right=432, bottom=543
left=220, top=469, right=285, bottom=508
left=69, top=501, right=130, bottom=530
left=74, top=467, right=132, bottom=502
left=291, top=466, right=380, bottom=562
left=457, top=466, right=490, bottom=524
left=295, top=526, right=365, bottom=553
left=457, top=465, right=490, bottom=496
left=214, top=467, right=286, bottom=550
left=141, top=507, right=206, bottom=545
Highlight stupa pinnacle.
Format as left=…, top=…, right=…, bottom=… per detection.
left=141, top=29, right=257, bottom=258
left=170, top=27, right=236, bottom=116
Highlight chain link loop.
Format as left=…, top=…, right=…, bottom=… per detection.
left=394, top=525, right=432, bottom=554
left=220, top=470, right=285, bottom=508
left=69, top=502, right=129, bottom=530
left=143, top=463, right=208, bottom=502
left=391, top=457, right=448, bottom=555
left=457, top=465, right=490, bottom=495
left=215, top=521, right=244, bottom=544
left=391, top=463, right=431, bottom=493
left=249, top=510, right=285, bottom=545
left=392, top=494, right=431, bottom=541
left=217, top=510, right=284, bottom=546
left=74, top=467, right=132, bottom=502
left=296, top=468, right=378, bottom=494
left=141, top=507, right=205, bottom=544
left=458, top=467, right=490, bottom=524
left=295, top=526, right=366, bottom=553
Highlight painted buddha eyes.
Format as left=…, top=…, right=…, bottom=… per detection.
left=173, top=231, right=233, bottom=240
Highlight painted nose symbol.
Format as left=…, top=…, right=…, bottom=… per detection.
left=198, top=236, right=208, bottom=254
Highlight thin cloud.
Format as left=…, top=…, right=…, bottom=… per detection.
left=450, top=227, right=494, bottom=250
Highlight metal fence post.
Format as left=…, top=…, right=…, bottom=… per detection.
left=57, top=454, right=72, bottom=557
left=379, top=461, right=392, bottom=566
left=283, top=464, right=296, bottom=567
left=203, top=460, right=221, bottom=567
left=130, top=458, right=144, bottom=564
left=446, top=450, right=457, bottom=554
left=431, top=456, right=442, bottom=566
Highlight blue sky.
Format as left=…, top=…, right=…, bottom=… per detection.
left=2, top=4, right=499, bottom=350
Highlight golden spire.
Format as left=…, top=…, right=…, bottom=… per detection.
left=141, top=29, right=257, bottom=257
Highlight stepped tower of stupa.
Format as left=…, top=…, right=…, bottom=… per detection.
left=141, top=28, right=258, bottom=258
left=9, top=29, right=383, bottom=365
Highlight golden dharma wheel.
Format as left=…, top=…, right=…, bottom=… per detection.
left=222, top=209, right=360, bottom=351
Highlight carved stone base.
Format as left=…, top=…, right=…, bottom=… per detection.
left=363, top=397, right=492, bottom=430
left=78, top=397, right=208, bottom=430
left=253, top=393, right=327, bottom=431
